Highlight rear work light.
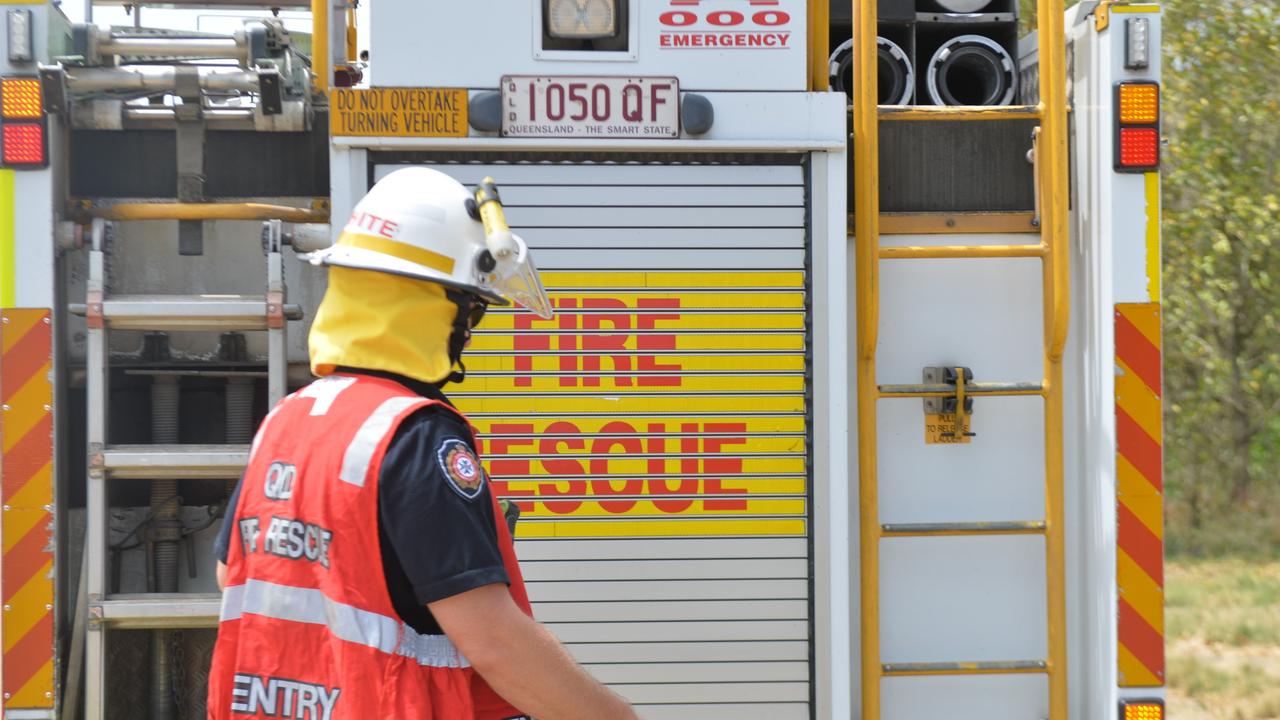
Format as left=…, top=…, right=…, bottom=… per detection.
left=547, top=0, right=617, bottom=38
left=1115, top=81, right=1160, bottom=172
left=1120, top=699, right=1164, bottom=720
left=0, top=75, right=48, bottom=168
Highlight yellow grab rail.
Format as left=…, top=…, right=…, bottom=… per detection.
left=74, top=202, right=329, bottom=223
left=312, top=0, right=329, bottom=94
left=809, top=0, right=830, bottom=92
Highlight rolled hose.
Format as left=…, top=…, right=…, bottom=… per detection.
left=926, top=34, right=1017, bottom=106
left=828, top=36, right=915, bottom=106
left=933, top=0, right=994, bottom=11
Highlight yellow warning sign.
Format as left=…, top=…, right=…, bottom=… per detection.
left=925, top=413, right=973, bottom=445
left=330, top=87, right=468, bottom=137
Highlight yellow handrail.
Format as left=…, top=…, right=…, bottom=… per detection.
left=1041, top=9, right=1071, bottom=363
left=1036, top=2, right=1071, bottom=719
left=312, top=0, right=329, bottom=94
left=346, top=6, right=358, bottom=65
left=76, top=202, right=329, bottom=223
left=851, top=5, right=882, bottom=720
left=852, top=0, right=879, bottom=363
left=809, top=0, right=830, bottom=92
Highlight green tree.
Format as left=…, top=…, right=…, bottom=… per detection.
left=1160, top=0, right=1280, bottom=556
left=1018, top=0, right=1080, bottom=35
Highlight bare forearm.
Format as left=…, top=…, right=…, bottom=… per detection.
left=431, top=585, right=637, bottom=720
left=469, top=610, right=636, bottom=720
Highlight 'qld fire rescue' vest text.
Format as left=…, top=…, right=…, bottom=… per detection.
left=208, top=374, right=532, bottom=719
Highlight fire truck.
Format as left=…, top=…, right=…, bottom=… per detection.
left=0, top=0, right=1166, bottom=718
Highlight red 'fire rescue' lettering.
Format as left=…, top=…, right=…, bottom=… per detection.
left=514, top=297, right=682, bottom=387
left=481, top=421, right=749, bottom=514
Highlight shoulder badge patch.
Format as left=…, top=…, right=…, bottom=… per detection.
left=437, top=438, right=485, bottom=501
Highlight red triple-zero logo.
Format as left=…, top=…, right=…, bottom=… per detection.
left=659, top=2, right=790, bottom=27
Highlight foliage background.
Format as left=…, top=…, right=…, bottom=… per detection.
left=1018, top=0, right=1280, bottom=559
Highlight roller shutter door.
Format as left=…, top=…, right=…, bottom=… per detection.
left=372, top=157, right=812, bottom=719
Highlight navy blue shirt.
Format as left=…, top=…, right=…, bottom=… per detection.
left=214, top=369, right=508, bottom=635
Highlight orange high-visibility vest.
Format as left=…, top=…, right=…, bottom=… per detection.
left=209, top=374, right=532, bottom=720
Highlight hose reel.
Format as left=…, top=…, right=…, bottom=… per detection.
left=925, top=34, right=1017, bottom=106
left=829, top=35, right=915, bottom=106
left=932, top=0, right=995, bottom=12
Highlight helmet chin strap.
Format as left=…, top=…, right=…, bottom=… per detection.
left=443, top=289, right=474, bottom=386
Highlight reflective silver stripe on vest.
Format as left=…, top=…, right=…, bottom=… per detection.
left=219, top=579, right=470, bottom=668
left=339, top=396, right=424, bottom=487
left=221, top=583, right=246, bottom=621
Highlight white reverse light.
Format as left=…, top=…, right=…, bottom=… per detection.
left=1125, top=18, right=1150, bottom=70
left=7, top=9, right=33, bottom=64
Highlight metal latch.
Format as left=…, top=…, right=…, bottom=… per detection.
left=923, top=366, right=977, bottom=444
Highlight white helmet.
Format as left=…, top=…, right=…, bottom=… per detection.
left=306, top=167, right=553, bottom=319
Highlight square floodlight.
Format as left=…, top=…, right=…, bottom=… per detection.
left=7, top=9, right=32, bottom=64
left=547, top=0, right=618, bottom=39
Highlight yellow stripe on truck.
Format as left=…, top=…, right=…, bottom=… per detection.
left=0, top=170, right=15, bottom=308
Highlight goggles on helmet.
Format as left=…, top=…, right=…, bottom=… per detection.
left=472, top=178, right=553, bottom=320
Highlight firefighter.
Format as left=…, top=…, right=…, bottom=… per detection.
left=208, top=168, right=638, bottom=720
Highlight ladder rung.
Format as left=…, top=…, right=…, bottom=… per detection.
left=91, top=594, right=220, bottom=629
left=100, top=444, right=249, bottom=479
left=882, top=660, right=1048, bottom=677
left=876, top=105, right=1042, bottom=122
left=882, top=521, right=1047, bottom=537
left=877, top=381, right=1044, bottom=398
left=72, top=295, right=302, bottom=331
left=877, top=212, right=1040, bottom=236
left=880, top=243, right=1046, bottom=260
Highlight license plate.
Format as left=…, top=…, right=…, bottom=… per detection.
left=501, top=76, right=680, bottom=139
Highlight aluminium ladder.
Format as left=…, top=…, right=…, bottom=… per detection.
left=849, top=1, right=1071, bottom=719
left=79, top=218, right=293, bottom=718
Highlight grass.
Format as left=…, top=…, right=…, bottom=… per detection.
left=1167, top=559, right=1280, bottom=720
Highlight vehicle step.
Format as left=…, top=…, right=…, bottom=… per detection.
left=71, top=294, right=302, bottom=331
left=882, top=660, right=1048, bottom=676
left=876, top=105, right=1042, bottom=122
left=879, top=242, right=1045, bottom=260
left=881, top=521, right=1047, bottom=537
left=877, top=381, right=1044, bottom=398
left=99, top=444, right=248, bottom=479
left=875, top=211, right=1041, bottom=236
left=90, top=594, right=221, bottom=629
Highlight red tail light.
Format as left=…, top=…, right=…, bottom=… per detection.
left=2, top=122, right=43, bottom=165
left=1119, top=127, right=1159, bottom=169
